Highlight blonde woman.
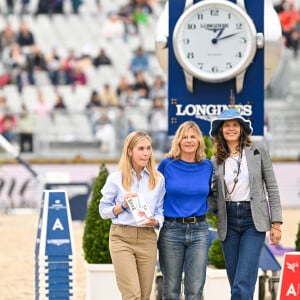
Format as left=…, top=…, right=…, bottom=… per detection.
left=99, top=130, right=165, bottom=300
left=157, top=121, right=213, bottom=300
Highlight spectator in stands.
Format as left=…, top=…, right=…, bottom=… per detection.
left=16, top=103, right=34, bottom=153
left=71, top=0, right=82, bottom=14
left=136, top=0, right=153, bottom=15
left=35, top=0, right=61, bottom=15
left=0, top=21, right=17, bottom=57
left=16, top=66, right=35, bottom=93
left=71, top=64, right=87, bottom=88
left=102, top=12, right=126, bottom=40
left=53, top=94, right=67, bottom=111
left=274, top=0, right=285, bottom=14
left=130, top=46, right=149, bottom=75
left=79, top=45, right=93, bottom=67
left=148, top=75, right=167, bottom=100
left=116, top=75, right=131, bottom=96
left=0, top=110, right=17, bottom=143
left=61, top=49, right=77, bottom=85
left=100, top=83, right=119, bottom=106
left=118, top=4, right=137, bottom=39
left=27, top=45, right=47, bottom=72
left=279, top=0, right=299, bottom=58
left=76, top=46, right=93, bottom=81
left=148, top=96, right=168, bottom=153
left=16, top=20, right=35, bottom=48
left=26, top=45, right=48, bottom=88
left=36, top=0, right=50, bottom=14
left=52, top=0, right=64, bottom=14
left=85, top=90, right=103, bottom=134
left=20, top=0, right=31, bottom=15
left=0, top=72, right=10, bottom=89
left=94, top=113, right=116, bottom=152
left=119, top=84, right=138, bottom=107
left=46, top=48, right=62, bottom=86
left=3, top=43, right=27, bottom=85
left=133, top=71, right=150, bottom=99
left=0, top=94, right=9, bottom=115
left=31, top=89, right=52, bottom=116
left=133, top=4, right=149, bottom=27
left=92, top=48, right=112, bottom=68
left=86, top=90, right=102, bottom=109
left=5, top=0, right=14, bottom=15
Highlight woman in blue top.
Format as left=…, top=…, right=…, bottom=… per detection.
left=158, top=121, right=213, bottom=300
left=99, top=130, right=165, bottom=300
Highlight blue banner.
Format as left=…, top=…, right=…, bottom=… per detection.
left=35, top=190, right=75, bottom=299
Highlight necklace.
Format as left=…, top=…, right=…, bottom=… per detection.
left=228, top=157, right=239, bottom=174
left=223, top=152, right=243, bottom=196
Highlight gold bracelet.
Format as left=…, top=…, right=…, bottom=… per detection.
left=272, top=226, right=281, bottom=232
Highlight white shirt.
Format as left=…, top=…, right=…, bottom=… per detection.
left=99, top=168, right=165, bottom=228
left=224, top=150, right=251, bottom=202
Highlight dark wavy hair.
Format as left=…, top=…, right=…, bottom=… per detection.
left=213, top=121, right=252, bottom=164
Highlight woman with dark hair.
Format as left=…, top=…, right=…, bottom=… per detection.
left=209, top=108, right=283, bottom=300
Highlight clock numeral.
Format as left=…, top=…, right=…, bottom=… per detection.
left=240, top=37, right=247, bottom=44
left=236, top=52, right=242, bottom=58
left=197, top=13, right=204, bottom=20
left=187, top=23, right=196, bottom=30
left=228, top=13, right=231, bottom=19
left=183, top=38, right=190, bottom=45
left=211, top=66, right=219, bottom=73
left=236, top=23, right=243, bottom=30
left=210, top=9, right=219, bottom=16
left=187, top=52, right=194, bottom=59
left=226, top=62, right=233, bottom=69
left=198, top=63, right=204, bottom=70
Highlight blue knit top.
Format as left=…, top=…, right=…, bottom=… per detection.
left=158, top=158, right=213, bottom=218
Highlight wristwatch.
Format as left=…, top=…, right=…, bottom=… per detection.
left=155, top=0, right=282, bottom=93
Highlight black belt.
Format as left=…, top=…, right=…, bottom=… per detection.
left=165, top=215, right=206, bottom=224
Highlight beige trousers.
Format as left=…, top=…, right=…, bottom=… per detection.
left=109, top=224, right=157, bottom=300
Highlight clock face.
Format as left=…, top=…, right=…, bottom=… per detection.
left=173, top=0, right=258, bottom=83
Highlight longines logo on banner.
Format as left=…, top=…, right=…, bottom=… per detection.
left=175, top=104, right=252, bottom=122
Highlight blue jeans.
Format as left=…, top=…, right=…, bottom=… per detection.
left=158, top=219, right=209, bottom=300
left=222, top=201, right=265, bottom=300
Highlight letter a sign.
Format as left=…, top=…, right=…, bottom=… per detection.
left=277, top=252, right=300, bottom=299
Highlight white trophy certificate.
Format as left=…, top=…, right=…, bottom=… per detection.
left=127, top=194, right=152, bottom=226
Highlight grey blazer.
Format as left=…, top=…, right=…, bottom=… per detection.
left=208, top=141, right=283, bottom=241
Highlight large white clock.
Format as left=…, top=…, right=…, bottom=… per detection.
left=173, top=0, right=264, bottom=93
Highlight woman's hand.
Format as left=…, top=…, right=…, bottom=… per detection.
left=123, top=193, right=138, bottom=209
left=143, top=217, right=158, bottom=227
left=270, top=223, right=282, bottom=245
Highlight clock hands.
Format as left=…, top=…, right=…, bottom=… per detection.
left=217, top=32, right=241, bottom=41
left=212, top=31, right=242, bottom=44
left=211, top=27, right=225, bottom=44
left=215, top=27, right=225, bottom=39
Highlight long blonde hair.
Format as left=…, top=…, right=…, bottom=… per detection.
left=118, top=130, right=161, bottom=191
left=166, top=121, right=206, bottom=162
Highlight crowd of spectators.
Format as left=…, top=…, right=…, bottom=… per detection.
left=275, top=0, right=300, bottom=58
left=0, top=0, right=169, bottom=154
left=0, top=0, right=299, bottom=155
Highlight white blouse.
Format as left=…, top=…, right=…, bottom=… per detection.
left=224, top=150, right=251, bottom=202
